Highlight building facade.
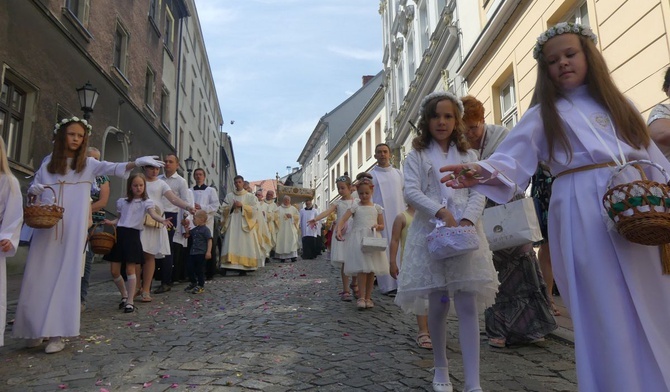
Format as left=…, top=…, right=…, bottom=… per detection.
left=298, top=73, right=383, bottom=208
left=460, top=0, right=670, bottom=132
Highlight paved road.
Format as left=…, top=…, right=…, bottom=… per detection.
left=1, top=256, right=577, bottom=391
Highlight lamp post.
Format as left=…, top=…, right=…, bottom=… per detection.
left=184, top=155, right=196, bottom=187
left=76, top=81, right=100, bottom=120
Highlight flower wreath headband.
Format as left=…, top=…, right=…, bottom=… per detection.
left=419, top=91, right=464, bottom=119
left=533, top=22, right=598, bottom=60
left=53, top=116, right=92, bottom=136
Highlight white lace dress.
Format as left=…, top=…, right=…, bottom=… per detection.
left=330, top=199, right=356, bottom=268
left=395, top=148, right=498, bottom=316
left=343, top=203, right=389, bottom=276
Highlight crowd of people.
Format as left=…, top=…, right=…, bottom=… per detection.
left=1, top=22, right=669, bottom=392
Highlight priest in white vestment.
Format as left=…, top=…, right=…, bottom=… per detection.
left=275, top=196, right=300, bottom=262
left=371, top=143, right=405, bottom=295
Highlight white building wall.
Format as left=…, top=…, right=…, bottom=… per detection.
left=177, top=0, right=223, bottom=188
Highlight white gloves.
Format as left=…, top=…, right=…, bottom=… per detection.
left=134, top=156, right=165, bottom=168
left=28, top=183, right=45, bottom=196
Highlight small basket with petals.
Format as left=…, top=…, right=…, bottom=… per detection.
left=602, top=160, right=670, bottom=246
left=23, top=186, right=64, bottom=229
left=89, top=223, right=116, bottom=255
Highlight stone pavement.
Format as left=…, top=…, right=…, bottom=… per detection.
left=1, top=256, right=577, bottom=391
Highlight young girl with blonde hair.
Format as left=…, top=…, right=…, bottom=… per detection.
left=442, top=22, right=670, bottom=390
left=308, top=175, right=358, bottom=301
left=336, top=177, right=388, bottom=310
left=0, top=136, right=22, bottom=347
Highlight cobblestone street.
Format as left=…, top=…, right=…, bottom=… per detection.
left=1, top=256, right=577, bottom=391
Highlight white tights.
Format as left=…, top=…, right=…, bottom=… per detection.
left=428, top=290, right=481, bottom=391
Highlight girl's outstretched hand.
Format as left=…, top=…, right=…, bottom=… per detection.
left=440, top=164, right=483, bottom=188
left=162, top=218, right=174, bottom=229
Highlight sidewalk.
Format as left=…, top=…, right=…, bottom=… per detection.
left=5, top=259, right=575, bottom=343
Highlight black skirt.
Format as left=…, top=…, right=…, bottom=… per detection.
left=103, top=226, right=144, bottom=264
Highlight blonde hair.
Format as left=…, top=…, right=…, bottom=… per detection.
left=413, top=94, right=470, bottom=152
left=531, top=34, right=649, bottom=163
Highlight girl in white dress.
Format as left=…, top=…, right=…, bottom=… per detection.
left=0, top=136, right=22, bottom=347
left=396, top=91, right=498, bottom=392
left=137, top=164, right=193, bottom=302
left=13, top=117, right=164, bottom=353
left=442, top=23, right=670, bottom=391
left=336, top=178, right=388, bottom=310
left=308, top=175, right=358, bottom=301
left=103, top=174, right=172, bottom=313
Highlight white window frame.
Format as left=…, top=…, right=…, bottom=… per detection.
left=407, top=33, right=416, bottom=77
left=149, top=0, right=162, bottom=27
left=419, top=1, right=430, bottom=52
left=160, top=88, right=170, bottom=128
left=565, top=1, right=590, bottom=26
left=499, top=77, right=518, bottom=129
left=144, top=66, right=155, bottom=108
left=113, top=22, right=130, bottom=75
left=65, top=0, right=90, bottom=27
left=164, top=7, right=175, bottom=48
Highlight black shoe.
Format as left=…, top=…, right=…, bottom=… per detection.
left=183, top=283, right=197, bottom=292
left=124, top=304, right=136, bottom=313
left=118, top=297, right=128, bottom=310
left=291, top=258, right=297, bottom=262
left=153, top=285, right=171, bottom=294
left=238, top=271, right=247, bottom=276
left=265, top=258, right=270, bottom=264
left=384, top=289, right=398, bottom=297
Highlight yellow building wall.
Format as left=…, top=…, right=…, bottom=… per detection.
left=465, top=0, right=670, bottom=124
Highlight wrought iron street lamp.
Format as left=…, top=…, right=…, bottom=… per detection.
left=184, top=155, right=196, bottom=187
left=76, top=81, right=99, bottom=120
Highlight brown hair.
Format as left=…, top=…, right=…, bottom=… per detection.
left=531, top=34, right=649, bottom=163
left=126, top=173, right=148, bottom=202
left=461, top=95, right=485, bottom=124
left=412, top=95, right=470, bottom=152
left=47, top=121, right=89, bottom=175
left=663, top=67, right=670, bottom=92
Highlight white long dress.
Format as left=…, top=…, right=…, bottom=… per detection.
left=471, top=85, right=670, bottom=391
left=13, top=157, right=128, bottom=339
left=343, top=203, right=389, bottom=276
left=330, top=199, right=356, bottom=268
left=371, top=165, right=404, bottom=293
left=275, top=204, right=299, bottom=260
left=395, top=148, right=498, bottom=315
left=140, top=179, right=172, bottom=256
left=0, top=175, right=23, bottom=346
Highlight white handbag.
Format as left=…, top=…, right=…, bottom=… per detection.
left=483, top=197, right=543, bottom=251
left=426, top=220, right=480, bottom=260
left=361, top=228, right=387, bottom=253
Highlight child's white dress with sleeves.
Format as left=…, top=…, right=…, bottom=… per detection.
left=470, top=85, right=670, bottom=391
left=343, top=203, right=389, bottom=276
left=140, top=179, right=172, bottom=256
left=0, top=175, right=22, bottom=346
left=330, top=199, right=355, bottom=267
left=395, top=147, right=499, bottom=316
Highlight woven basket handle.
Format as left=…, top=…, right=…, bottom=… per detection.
left=90, top=222, right=117, bottom=240
left=606, top=160, right=670, bottom=189
left=27, top=185, right=57, bottom=206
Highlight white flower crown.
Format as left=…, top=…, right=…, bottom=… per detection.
left=533, top=22, right=598, bottom=60
left=53, top=116, right=92, bottom=135
left=419, top=91, right=464, bottom=119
